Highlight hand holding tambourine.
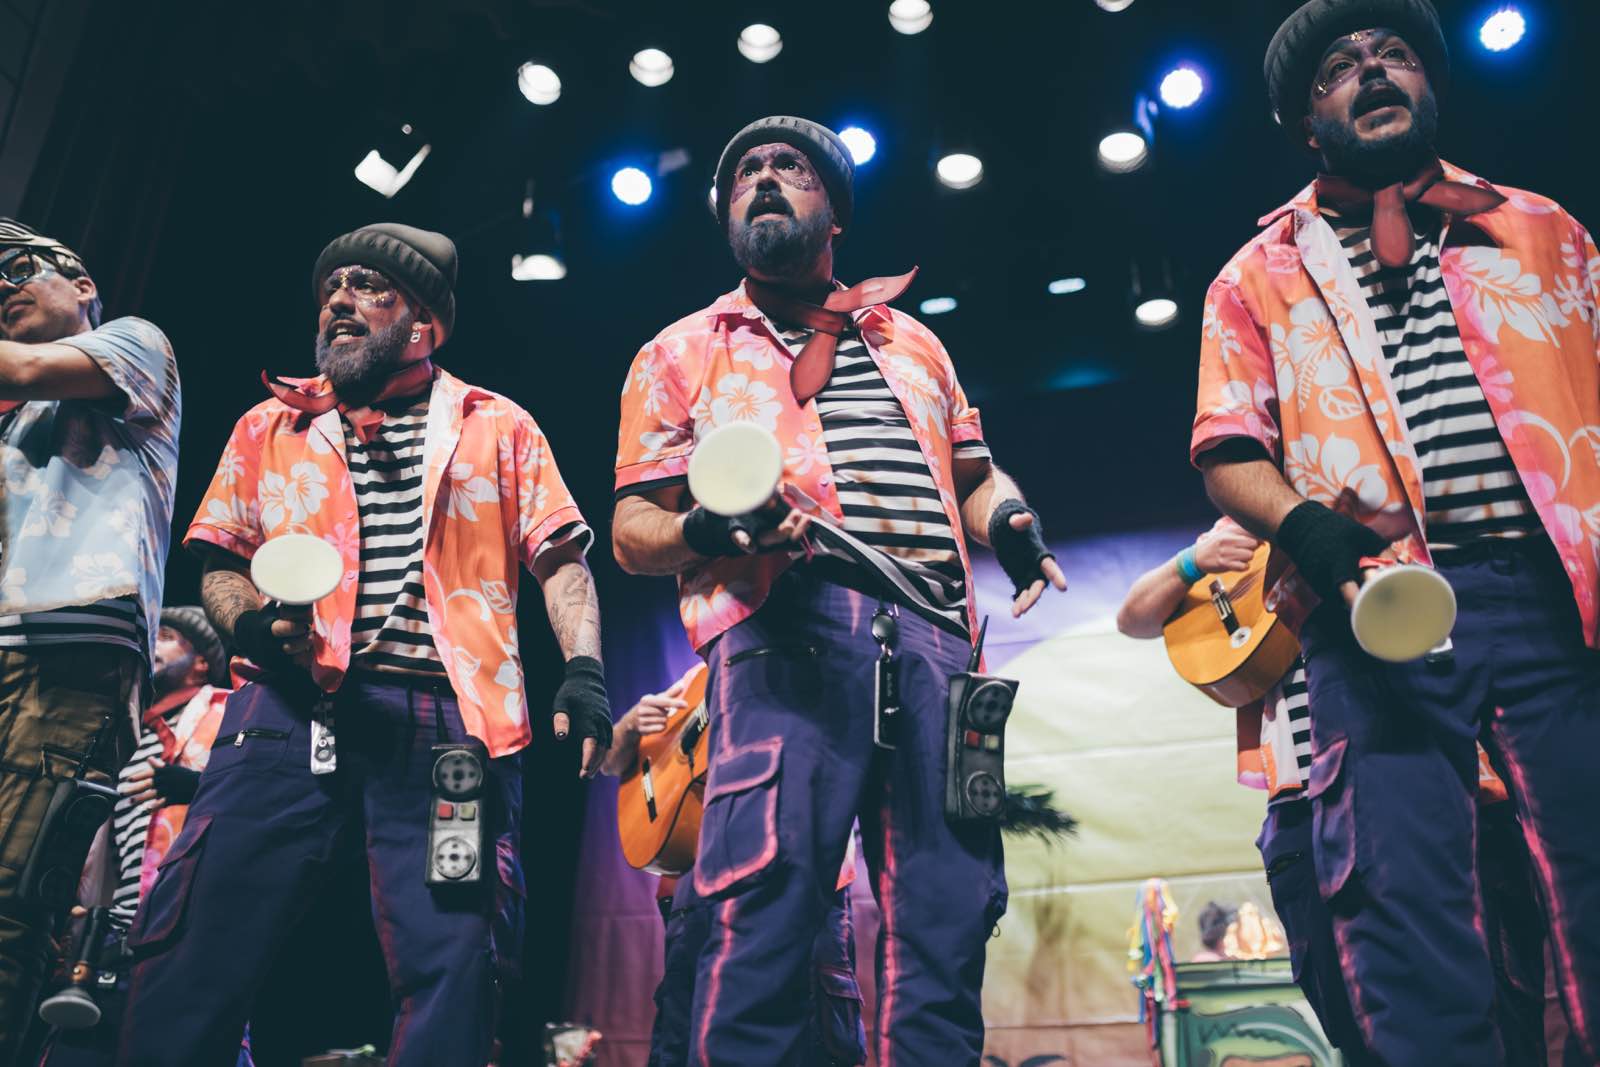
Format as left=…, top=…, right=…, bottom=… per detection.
left=681, top=421, right=813, bottom=555
left=233, top=533, right=344, bottom=673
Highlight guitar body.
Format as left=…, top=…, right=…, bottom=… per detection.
left=1162, top=544, right=1301, bottom=707
left=617, top=667, right=711, bottom=876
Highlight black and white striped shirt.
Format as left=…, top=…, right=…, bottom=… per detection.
left=1328, top=207, right=1539, bottom=549
left=770, top=321, right=987, bottom=637
left=0, top=596, right=144, bottom=653
left=109, top=720, right=167, bottom=927
left=344, top=396, right=447, bottom=676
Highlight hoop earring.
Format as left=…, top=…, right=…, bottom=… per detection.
left=410, top=327, right=422, bottom=344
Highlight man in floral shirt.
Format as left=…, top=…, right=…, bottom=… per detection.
left=613, top=116, right=1064, bottom=1065
left=120, top=224, right=611, bottom=1066
left=1192, top=2, right=1600, bottom=1063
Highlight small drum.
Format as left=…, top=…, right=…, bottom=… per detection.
left=687, top=421, right=784, bottom=517
left=250, top=533, right=343, bottom=605
left=1350, top=563, right=1457, bottom=663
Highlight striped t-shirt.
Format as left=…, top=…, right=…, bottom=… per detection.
left=344, top=395, right=447, bottom=677
left=0, top=596, right=144, bottom=653
left=109, top=719, right=167, bottom=927
left=1260, top=658, right=1312, bottom=800
left=769, top=320, right=988, bottom=637
left=1327, top=207, right=1539, bottom=549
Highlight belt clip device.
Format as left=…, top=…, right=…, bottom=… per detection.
left=944, top=618, right=1018, bottom=824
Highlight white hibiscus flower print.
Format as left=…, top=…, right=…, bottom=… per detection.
left=258, top=462, right=329, bottom=529
left=882, top=356, right=945, bottom=438
left=71, top=553, right=135, bottom=598
left=638, top=426, right=692, bottom=461
left=1452, top=247, right=1571, bottom=345
left=1285, top=433, right=1390, bottom=512
left=20, top=486, right=76, bottom=539
left=708, top=373, right=781, bottom=431
left=443, top=461, right=499, bottom=522
left=785, top=434, right=829, bottom=475
left=207, top=495, right=259, bottom=531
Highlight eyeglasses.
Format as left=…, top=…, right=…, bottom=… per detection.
left=0, top=251, right=54, bottom=289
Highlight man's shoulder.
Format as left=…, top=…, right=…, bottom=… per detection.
left=68, top=316, right=173, bottom=357
left=640, top=287, right=748, bottom=356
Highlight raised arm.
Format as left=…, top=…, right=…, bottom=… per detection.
left=1118, top=519, right=1261, bottom=638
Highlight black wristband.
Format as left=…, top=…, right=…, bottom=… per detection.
left=233, top=607, right=295, bottom=672
left=988, top=499, right=1055, bottom=596
left=555, top=655, right=613, bottom=748
left=681, top=506, right=778, bottom=558
left=1274, top=500, right=1389, bottom=604
left=151, top=764, right=202, bottom=805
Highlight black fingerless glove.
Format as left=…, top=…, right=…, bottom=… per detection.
left=555, top=655, right=613, bottom=748
left=681, top=506, right=780, bottom=558
left=151, top=764, right=202, bottom=805
left=233, top=607, right=297, bottom=672
left=988, top=500, right=1055, bottom=596
left=1274, top=500, right=1389, bottom=604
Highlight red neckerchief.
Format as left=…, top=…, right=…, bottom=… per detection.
left=1316, top=158, right=1505, bottom=269
left=744, top=270, right=918, bottom=404
left=144, top=684, right=202, bottom=762
left=263, top=358, right=438, bottom=442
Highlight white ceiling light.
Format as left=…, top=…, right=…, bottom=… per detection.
left=511, top=253, right=567, bottom=281
left=1098, top=130, right=1149, bottom=173
left=1048, top=277, right=1087, bottom=295
left=920, top=296, right=957, bottom=315
left=1095, top=0, right=1136, bottom=10
left=838, top=127, right=877, bottom=165
left=1134, top=297, right=1179, bottom=329
left=629, top=48, right=675, bottom=87
left=354, top=143, right=431, bottom=198
left=888, top=0, right=933, bottom=35
left=935, top=152, right=983, bottom=189
left=738, top=24, right=783, bottom=63
left=517, top=62, right=561, bottom=105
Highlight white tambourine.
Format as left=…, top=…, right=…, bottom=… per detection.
left=1350, top=564, right=1457, bottom=663
left=687, top=421, right=784, bottom=517
left=250, top=533, right=343, bottom=606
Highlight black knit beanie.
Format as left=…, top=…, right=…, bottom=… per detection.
left=161, top=605, right=230, bottom=688
left=312, top=223, right=458, bottom=342
left=1264, top=0, right=1448, bottom=139
left=713, top=116, right=854, bottom=237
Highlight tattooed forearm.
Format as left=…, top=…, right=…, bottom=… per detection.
left=200, top=551, right=263, bottom=642
left=542, top=558, right=603, bottom=662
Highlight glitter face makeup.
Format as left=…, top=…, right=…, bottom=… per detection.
left=320, top=266, right=400, bottom=311
left=1312, top=30, right=1420, bottom=98
left=730, top=143, right=822, bottom=203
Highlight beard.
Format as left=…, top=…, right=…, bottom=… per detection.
left=728, top=208, right=834, bottom=282
left=1310, top=86, right=1439, bottom=185
left=151, top=650, right=196, bottom=699
left=314, top=314, right=415, bottom=404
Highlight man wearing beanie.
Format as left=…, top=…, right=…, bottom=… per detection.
left=1192, top=2, right=1600, bottom=1063
left=0, top=220, right=178, bottom=1062
left=120, top=223, right=610, bottom=1065
left=612, top=116, right=1065, bottom=1063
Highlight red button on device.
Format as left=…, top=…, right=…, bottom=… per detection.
left=437, top=802, right=455, bottom=819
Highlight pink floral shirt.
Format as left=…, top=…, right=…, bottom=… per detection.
left=616, top=282, right=986, bottom=651
left=1192, top=162, right=1600, bottom=645
left=188, top=369, right=587, bottom=757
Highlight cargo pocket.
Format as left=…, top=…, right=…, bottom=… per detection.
left=129, top=813, right=213, bottom=953
left=692, top=738, right=783, bottom=899
left=1306, top=737, right=1357, bottom=903
left=813, top=963, right=867, bottom=1063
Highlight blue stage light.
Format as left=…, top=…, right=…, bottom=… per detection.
left=1480, top=7, right=1526, bottom=52
left=1159, top=66, right=1204, bottom=109
left=611, top=167, right=653, bottom=206
left=839, top=127, right=877, bottom=166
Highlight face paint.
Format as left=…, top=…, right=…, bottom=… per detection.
left=1312, top=30, right=1419, bottom=98
left=321, top=266, right=400, bottom=311
left=730, top=144, right=822, bottom=202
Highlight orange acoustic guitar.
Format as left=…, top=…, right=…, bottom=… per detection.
left=1162, top=543, right=1301, bottom=708
left=617, top=665, right=711, bottom=876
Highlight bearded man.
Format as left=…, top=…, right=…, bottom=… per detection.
left=119, top=223, right=611, bottom=1066
left=1191, top=2, right=1600, bottom=1063
left=612, top=116, right=1065, bottom=1065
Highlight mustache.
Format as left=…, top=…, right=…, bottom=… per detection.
left=322, top=313, right=369, bottom=341
left=1352, top=80, right=1411, bottom=118
left=746, top=193, right=793, bottom=222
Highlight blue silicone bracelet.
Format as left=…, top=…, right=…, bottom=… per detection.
left=1176, top=545, right=1204, bottom=585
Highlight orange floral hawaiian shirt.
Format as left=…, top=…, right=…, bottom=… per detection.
left=188, top=369, right=587, bottom=757
left=1192, top=162, right=1600, bottom=645
left=616, top=281, right=986, bottom=652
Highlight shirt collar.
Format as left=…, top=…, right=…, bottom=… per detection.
left=1256, top=159, right=1501, bottom=228
left=708, top=279, right=895, bottom=332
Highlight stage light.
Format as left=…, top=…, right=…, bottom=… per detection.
left=920, top=296, right=957, bottom=315
left=517, top=62, right=561, bottom=105
left=1480, top=7, right=1526, bottom=51
left=936, top=152, right=983, bottom=189
left=738, top=24, right=783, bottom=63
left=1095, top=0, right=1136, bottom=10
left=611, top=167, right=653, bottom=205
left=629, top=48, right=675, bottom=87
left=839, top=127, right=877, bottom=165
left=1048, top=277, right=1087, bottom=295
left=708, top=183, right=718, bottom=211
left=511, top=253, right=566, bottom=281
left=1134, top=297, right=1179, bottom=329
left=888, top=0, right=932, bottom=35
left=1159, top=66, right=1204, bottom=109
left=1098, top=130, right=1148, bottom=173
left=354, top=136, right=430, bottom=199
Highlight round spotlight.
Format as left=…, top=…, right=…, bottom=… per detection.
left=1480, top=7, right=1526, bottom=52
left=1095, top=0, right=1136, bottom=10
left=1159, top=67, right=1204, bottom=109
left=511, top=253, right=567, bottom=281
left=629, top=48, right=675, bottom=87
left=708, top=183, right=718, bottom=211
left=517, top=62, right=561, bottom=105
left=611, top=167, right=653, bottom=206
left=920, top=296, right=957, bottom=315
left=888, top=0, right=933, bottom=35
left=1048, top=277, right=1087, bottom=295
left=1098, top=130, right=1149, bottom=173
left=936, top=152, right=983, bottom=190
left=1134, top=297, right=1179, bottom=329
left=839, top=127, right=877, bottom=165
left=738, top=23, right=783, bottom=63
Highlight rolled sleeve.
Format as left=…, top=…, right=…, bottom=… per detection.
left=1191, top=277, right=1282, bottom=467
left=57, top=317, right=175, bottom=425
left=512, top=414, right=590, bottom=570
left=615, top=340, right=696, bottom=497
